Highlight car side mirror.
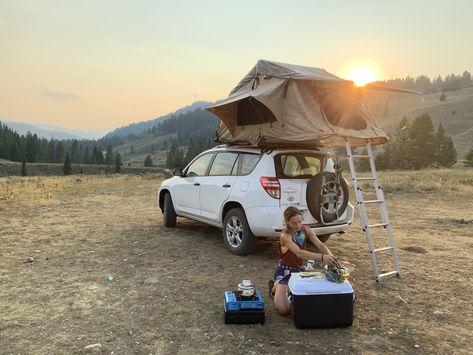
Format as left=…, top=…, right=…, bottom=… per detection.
left=172, top=168, right=183, bottom=177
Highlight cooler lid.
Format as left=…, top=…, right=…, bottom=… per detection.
left=288, top=273, right=353, bottom=295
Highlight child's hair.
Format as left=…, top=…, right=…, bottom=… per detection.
left=283, top=206, right=302, bottom=224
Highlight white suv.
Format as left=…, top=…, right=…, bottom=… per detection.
left=158, top=145, right=354, bottom=255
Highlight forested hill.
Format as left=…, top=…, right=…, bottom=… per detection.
left=112, top=106, right=219, bottom=166
left=365, top=84, right=473, bottom=159
left=105, top=101, right=212, bottom=138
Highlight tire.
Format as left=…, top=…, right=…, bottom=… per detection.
left=316, top=234, right=331, bottom=243
left=306, top=172, right=349, bottom=223
left=223, top=208, right=257, bottom=255
left=163, top=193, right=177, bottom=227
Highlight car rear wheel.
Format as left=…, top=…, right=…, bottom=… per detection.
left=223, top=208, right=256, bottom=255
left=163, top=193, right=177, bottom=227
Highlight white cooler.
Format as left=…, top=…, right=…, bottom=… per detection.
left=288, top=273, right=354, bottom=328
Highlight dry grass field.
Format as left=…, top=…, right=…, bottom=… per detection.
left=1, top=170, right=472, bottom=354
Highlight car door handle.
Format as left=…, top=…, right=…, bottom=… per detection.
left=194, top=182, right=200, bottom=186
left=222, top=183, right=231, bottom=188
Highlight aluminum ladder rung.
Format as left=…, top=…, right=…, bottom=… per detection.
left=368, top=223, right=389, bottom=228
left=363, top=199, right=383, bottom=204
left=345, top=141, right=400, bottom=283
left=377, top=271, right=400, bottom=280
left=373, top=246, right=393, bottom=253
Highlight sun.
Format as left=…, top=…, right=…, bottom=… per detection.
left=346, top=66, right=377, bottom=87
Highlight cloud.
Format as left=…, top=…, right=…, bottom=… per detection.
left=40, top=86, right=80, bottom=102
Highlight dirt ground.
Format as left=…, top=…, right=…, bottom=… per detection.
left=1, top=172, right=472, bottom=354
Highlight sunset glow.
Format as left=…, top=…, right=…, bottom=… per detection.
left=347, top=67, right=377, bottom=87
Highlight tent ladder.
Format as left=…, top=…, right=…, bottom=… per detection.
left=345, top=141, right=400, bottom=282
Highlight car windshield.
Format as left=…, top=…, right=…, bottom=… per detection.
left=275, top=153, right=322, bottom=179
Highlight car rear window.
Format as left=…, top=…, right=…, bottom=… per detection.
left=275, top=153, right=322, bottom=179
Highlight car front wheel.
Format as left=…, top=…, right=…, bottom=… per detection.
left=223, top=208, right=256, bottom=255
left=163, top=193, right=177, bottom=227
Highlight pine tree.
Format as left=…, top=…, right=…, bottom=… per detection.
left=70, top=140, right=79, bottom=163
left=48, top=140, right=56, bottom=163
left=92, top=146, right=104, bottom=164
left=55, top=142, right=65, bottom=163
left=434, top=124, right=457, bottom=167
left=21, top=159, right=27, bottom=176
left=105, top=144, right=114, bottom=166
left=166, top=144, right=186, bottom=168
left=406, top=114, right=436, bottom=169
left=63, top=153, right=72, bottom=175
left=83, top=146, right=91, bottom=164
left=144, top=155, right=153, bottom=167
left=465, top=148, right=473, bottom=167
left=25, top=132, right=38, bottom=163
left=185, top=138, right=205, bottom=165
left=440, top=137, right=457, bottom=167
left=115, top=153, right=122, bottom=173
left=375, top=134, right=395, bottom=170
left=91, top=146, right=98, bottom=164
left=10, top=142, right=20, bottom=161
left=166, top=146, right=175, bottom=168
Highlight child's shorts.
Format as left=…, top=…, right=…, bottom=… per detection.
left=273, top=264, right=305, bottom=285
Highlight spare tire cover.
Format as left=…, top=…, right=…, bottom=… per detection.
left=306, top=172, right=349, bottom=223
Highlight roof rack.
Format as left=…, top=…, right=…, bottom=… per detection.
left=221, top=142, right=321, bottom=151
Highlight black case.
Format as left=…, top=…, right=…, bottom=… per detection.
left=224, top=309, right=266, bottom=325
left=291, top=293, right=353, bottom=328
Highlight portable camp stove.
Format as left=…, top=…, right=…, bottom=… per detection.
left=224, top=280, right=265, bottom=324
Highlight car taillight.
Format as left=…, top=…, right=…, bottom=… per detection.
left=259, top=177, right=280, bottom=199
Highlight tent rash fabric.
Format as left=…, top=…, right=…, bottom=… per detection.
left=205, top=60, right=388, bottom=148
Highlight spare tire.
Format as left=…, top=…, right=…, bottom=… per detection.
left=306, top=172, right=349, bottom=223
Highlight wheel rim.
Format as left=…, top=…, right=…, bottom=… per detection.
left=226, top=215, right=243, bottom=248
left=321, top=181, right=344, bottom=215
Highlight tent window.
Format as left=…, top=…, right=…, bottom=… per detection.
left=236, top=97, right=277, bottom=126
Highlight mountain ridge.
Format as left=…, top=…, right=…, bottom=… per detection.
left=0, top=117, right=105, bottom=140
left=104, top=101, right=212, bottom=138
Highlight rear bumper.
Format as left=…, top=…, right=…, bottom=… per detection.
left=245, top=203, right=354, bottom=238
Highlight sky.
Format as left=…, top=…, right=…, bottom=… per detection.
left=1, top=0, right=472, bottom=133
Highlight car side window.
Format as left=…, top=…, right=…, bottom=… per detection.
left=234, top=153, right=261, bottom=176
left=185, top=154, right=214, bottom=176
left=208, top=152, right=238, bottom=176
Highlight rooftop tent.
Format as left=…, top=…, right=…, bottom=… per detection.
left=205, top=59, right=389, bottom=147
